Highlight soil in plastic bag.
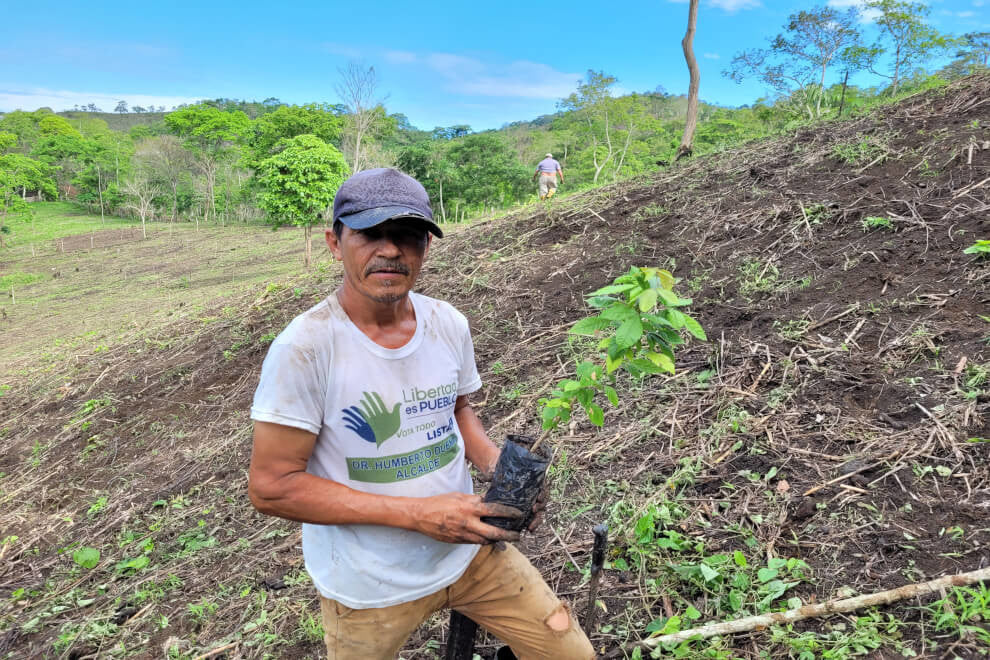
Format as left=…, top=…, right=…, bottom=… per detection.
left=481, top=435, right=550, bottom=531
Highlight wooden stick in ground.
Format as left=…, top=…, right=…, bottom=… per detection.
left=632, top=566, right=990, bottom=650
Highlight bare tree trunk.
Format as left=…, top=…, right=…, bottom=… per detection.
left=837, top=69, right=850, bottom=117
left=97, top=166, right=105, bottom=225
left=304, top=225, right=312, bottom=268
left=676, top=0, right=701, bottom=161
left=438, top=177, right=446, bottom=223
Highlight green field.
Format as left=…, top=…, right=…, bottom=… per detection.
left=0, top=203, right=317, bottom=376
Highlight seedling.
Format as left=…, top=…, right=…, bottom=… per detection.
left=540, top=266, right=704, bottom=430
left=861, top=216, right=893, bottom=232
left=963, top=239, right=990, bottom=258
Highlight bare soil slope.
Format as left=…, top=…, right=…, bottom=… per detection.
left=1, top=75, right=988, bottom=659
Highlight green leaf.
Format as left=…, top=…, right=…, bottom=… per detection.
left=757, top=567, right=779, bottom=583
left=699, top=564, right=720, bottom=582
left=733, top=550, right=747, bottom=568
left=645, top=617, right=666, bottom=634
left=605, top=386, right=619, bottom=407
left=72, top=547, right=100, bottom=569
left=587, top=403, right=604, bottom=427
left=636, top=288, right=658, bottom=312
left=615, top=317, right=644, bottom=350
left=684, top=606, right=702, bottom=621
left=589, top=283, right=636, bottom=296
left=645, top=351, right=676, bottom=374
left=569, top=316, right=612, bottom=336
left=629, top=358, right=667, bottom=375
left=679, top=313, right=707, bottom=341
left=605, top=353, right=623, bottom=374
left=600, top=303, right=638, bottom=324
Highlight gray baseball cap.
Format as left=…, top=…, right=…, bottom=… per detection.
left=332, top=168, right=443, bottom=238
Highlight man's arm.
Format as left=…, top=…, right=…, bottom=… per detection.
left=557, top=166, right=564, bottom=183
left=454, top=394, right=500, bottom=477
left=248, top=420, right=521, bottom=544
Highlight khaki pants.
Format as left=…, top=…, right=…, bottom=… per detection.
left=319, top=544, right=594, bottom=659
left=538, top=174, right=558, bottom=198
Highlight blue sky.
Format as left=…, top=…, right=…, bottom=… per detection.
left=2, top=0, right=985, bottom=130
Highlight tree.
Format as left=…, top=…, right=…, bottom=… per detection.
left=0, top=153, right=55, bottom=244
left=135, top=135, right=191, bottom=222
left=115, top=100, right=129, bottom=114
left=397, top=141, right=452, bottom=221
left=677, top=0, right=701, bottom=160
left=335, top=61, right=384, bottom=172
left=257, top=134, right=349, bottom=267
left=954, top=32, right=990, bottom=72
left=726, top=6, right=861, bottom=118
left=559, top=70, right=619, bottom=184
left=164, top=104, right=250, bottom=223
left=444, top=134, right=531, bottom=209
left=244, top=103, right=344, bottom=170
left=845, top=0, right=952, bottom=95
left=122, top=171, right=161, bottom=239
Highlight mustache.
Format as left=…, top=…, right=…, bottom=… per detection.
left=364, top=260, right=410, bottom=277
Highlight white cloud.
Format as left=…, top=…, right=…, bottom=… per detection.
left=0, top=87, right=204, bottom=113
left=826, top=0, right=882, bottom=21
left=708, top=0, right=761, bottom=11
left=956, top=10, right=975, bottom=16
left=974, top=0, right=984, bottom=6
left=703, top=52, right=721, bottom=59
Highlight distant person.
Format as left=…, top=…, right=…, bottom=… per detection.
left=248, top=168, right=594, bottom=659
left=534, top=153, right=564, bottom=200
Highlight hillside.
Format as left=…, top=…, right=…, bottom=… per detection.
left=57, top=111, right=167, bottom=133
left=0, top=74, right=988, bottom=659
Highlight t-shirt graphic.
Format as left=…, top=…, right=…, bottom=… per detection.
left=343, top=391, right=401, bottom=447
left=250, top=292, right=482, bottom=609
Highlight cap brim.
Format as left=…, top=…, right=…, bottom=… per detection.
left=338, top=206, right=443, bottom=238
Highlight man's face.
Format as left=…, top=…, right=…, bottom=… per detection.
left=326, top=219, right=431, bottom=304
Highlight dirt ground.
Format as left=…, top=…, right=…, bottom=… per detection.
left=0, top=75, right=987, bottom=659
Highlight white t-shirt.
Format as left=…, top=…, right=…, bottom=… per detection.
left=250, top=291, right=483, bottom=609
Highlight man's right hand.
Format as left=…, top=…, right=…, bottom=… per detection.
left=412, top=493, right=523, bottom=545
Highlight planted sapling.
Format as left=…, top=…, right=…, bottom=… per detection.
left=539, top=266, right=705, bottom=430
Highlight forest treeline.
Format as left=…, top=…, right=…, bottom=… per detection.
left=1, top=1, right=987, bottom=248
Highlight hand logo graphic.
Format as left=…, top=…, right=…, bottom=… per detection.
left=342, top=391, right=401, bottom=447
left=342, top=407, right=376, bottom=444
left=358, top=391, right=401, bottom=448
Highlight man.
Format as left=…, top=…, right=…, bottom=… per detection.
left=533, top=153, right=564, bottom=200
left=248, top=168, right=593, bottom=659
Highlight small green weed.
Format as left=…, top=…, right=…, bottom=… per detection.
left=862, top=216, right=894, bottom=232
left=86, top=495, right=108, bottom=517
left=963, top=239, right=990, bottom=257
left=773, top=319, right=811, bottom=341
left=737, top=258, right=781, bottom=297
left=831, top=137, right=889, bottom=166
left=636, top=203, right=668, bottom=220
left=770, top=610, right=910, bottom=659
left=924, top=582, right=990, bottom=645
